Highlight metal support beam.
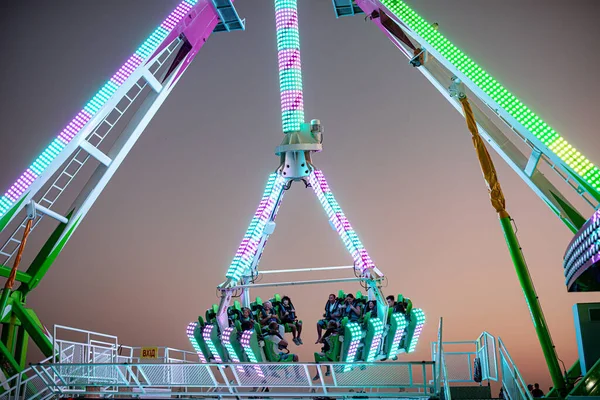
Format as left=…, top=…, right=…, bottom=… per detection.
left=232, top=277, right=377, bottom=289
left=10, top=302, right=53, bottom=357
left=524, top=148, right=542, bottom=178
left=32, top=202, right=68, bottom=224
left=362, top=0, right=600, bottom=207
left=0, top=40, right=178, bottom=234
left=259, top=265, right=354, bottom=274
left=499, top=216, right=567, bottom=396
left=358, top=3, right=590, bottom=232
left=79, top=140, right=112, bottom=167
left=142, top=70, right=163, bottom=93
left=381, top=33, right=585, bottom=232
left=0, top=264, right=31, bottom=284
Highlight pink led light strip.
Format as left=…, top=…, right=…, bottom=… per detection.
left=240, top=330, right=264, bottom=377
left=186, top=322, right=207, bottom=363
left=161, top=1, right=193, bottom=31
left=309, top=170, right=377, bottom=273
left=1, top=0, right=197, bottom=215
left=225, top=173, right=286, bottom=282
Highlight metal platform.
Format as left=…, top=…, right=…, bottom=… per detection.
left=0, top=322, right=534, bottom=400
left=26, top=361, right=436, bottom=399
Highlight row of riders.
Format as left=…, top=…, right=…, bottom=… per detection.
left=192, top=290, right=417, bottom=368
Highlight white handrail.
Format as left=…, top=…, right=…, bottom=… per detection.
left=31, top=360, right=436, bottom=399
left=498, top=337, right=533, bottom=400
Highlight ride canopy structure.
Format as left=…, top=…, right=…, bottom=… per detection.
left=0, top=0, right=599, bottom=398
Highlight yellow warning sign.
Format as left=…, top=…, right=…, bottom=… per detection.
left=140, top=347, right=158, bottom=359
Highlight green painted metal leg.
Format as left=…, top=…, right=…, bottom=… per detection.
left=0, top=339, right=20, bottom=377
left=14, top=327, right=28, bottom=368
left=548, top=361, right=580, bottom=398
left=11, top=302, right=52, bottom=357
left=0, top=290, right=10, bottom=321
left=5, top=314, right=18, bottom=355
left=499, top=216, right=567, bottom=396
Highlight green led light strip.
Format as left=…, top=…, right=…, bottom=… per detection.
left=380, top=0, right=600, bottom=191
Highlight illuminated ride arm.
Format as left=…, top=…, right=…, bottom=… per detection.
left=345, top=0, right=599, bottom=291
left=0, top=0, right=243, bottom=375
left=0, top=1, right=244, bottom=291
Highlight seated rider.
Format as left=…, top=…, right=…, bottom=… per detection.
left=264, top=322, right=299, bottom=362
left=279, top=295, right=303, bottom=345
left=313, top=320, right=339, bottom=380
left=241, top=320, right=254, bottom=331
left=393, top=298, right=408, bottom=314
left=260, top=301, right=284, bottom=336
left=341, top=293, right=362, bottom=322
left=240, top=307, right=254, bottom=323
left=318, top=321, right=339, bottom=353
left=366, top=300, right=377, bottom=318
left=316, top=294, right=341, bottom=344
left=386, top=295, right=396, bottom=308
left=260, top=301, right=279, bottom=325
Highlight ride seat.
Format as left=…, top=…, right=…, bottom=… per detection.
left=250, top=297, right=263, bottom=320
left=314, top=333, right=342, bottom=363
left=227, top=300, right=243, bottom=323
left=263, top=338, right=295, bottom=362
left=205, top=304, right=219, bottom=324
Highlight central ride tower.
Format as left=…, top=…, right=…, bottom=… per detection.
left=186, top=0, right=425, bottom=369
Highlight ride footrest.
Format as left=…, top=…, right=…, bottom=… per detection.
left=384, top=312, right=408, bottom=359
left=403, top=308, right=426, bottom=353
left=340, top=318, right=363, bottom=370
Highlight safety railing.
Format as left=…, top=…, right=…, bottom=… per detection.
left=53, top=325, right=132, bottom=364
left=0, top=356, right=54, bottom=400
left=434, top=318, right=452, bottom=400
left=431, top=340, right=476, bottom=383
left=431, top=331, right=498, bottom=385
left=477, top=332, right=498, bottom=381
left=498, top=337, right=533, bottom=400
left=441, top=348, right=452, bottom=400
left=30, top=361, right=435, bottom=398
left=0, top=325, right=200, bottom=399
left=434, top=318, right=444, bottom=396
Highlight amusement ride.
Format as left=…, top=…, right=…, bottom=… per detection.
left=0, top=0, right=598, bottom=399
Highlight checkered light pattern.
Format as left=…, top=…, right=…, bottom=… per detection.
left=202, top=324, right=222, bottom=362
left=224, top=173, right=285, bottom=284
left=222, top=327, right=244, bottom=372
left=343, top=322, right=363, bottom=372
left=407, top=309, right=426, bottom=353
left=0, top=0, right=199, bottom=218
left=309, top=170, right=377, bottom=273
left=186, top=322, right=207, bottom=363
left=274, top=0, right=304, bottom=133
left=366, top=318, right=384, bottom=362
left=380, top=0, right=600, bottom=193
left=387, top=313, right=408, bottom=359
left=240, top=330, right=264, bottom=377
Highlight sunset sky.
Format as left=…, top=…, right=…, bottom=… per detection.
left=1, top=0, right=599, bottom=391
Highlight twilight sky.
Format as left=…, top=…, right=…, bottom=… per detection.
left=1, top=0, right=599, bottom=390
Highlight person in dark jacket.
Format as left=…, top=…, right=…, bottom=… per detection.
left=531, top=383, right=544, bottom=398
left=316, top=294, right=341, bottom=343
left=279, top=295, right=303, bottom=345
